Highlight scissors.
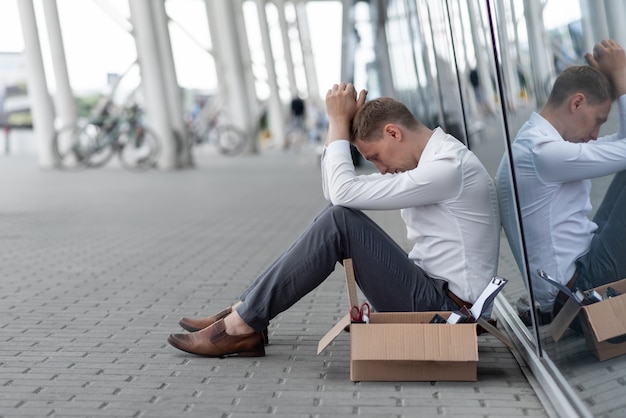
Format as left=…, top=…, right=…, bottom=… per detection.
left=350, top=302, right=370, bottom=323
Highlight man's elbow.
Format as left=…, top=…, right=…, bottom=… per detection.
left=328, top=191, right=356, bottom=207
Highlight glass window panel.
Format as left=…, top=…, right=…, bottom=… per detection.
left=495, top=0, right=626, bottom=415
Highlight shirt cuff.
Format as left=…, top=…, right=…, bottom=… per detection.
left=325, top=140, right=351, bottom=157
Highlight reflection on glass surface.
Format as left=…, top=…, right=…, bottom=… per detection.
left=492, top=0, right=626, bottom=415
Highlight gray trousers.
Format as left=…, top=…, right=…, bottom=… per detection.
left=237, top=204, right=459, bottom=332
left=576, top=170, right=626, bottom=290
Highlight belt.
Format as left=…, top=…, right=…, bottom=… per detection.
left=447, top=289, right=473, bottom=310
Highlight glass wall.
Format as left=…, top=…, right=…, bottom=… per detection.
left=357, top=0, right=626, bottom=416
left=490, top=1, right=626, bottom=416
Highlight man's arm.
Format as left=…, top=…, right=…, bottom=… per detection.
left=586, top=39, right=626, bottom=97
left=586, top=40, right=626, bottom=138
left=321, top=83, right=367, bottom=200
left=324, top=83, right=367, bottom=144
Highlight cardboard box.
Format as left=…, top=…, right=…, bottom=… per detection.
left=318, top=311, right=479, bottom=381
left=550, top=278, right=626, bottom=361
left=317, top=259, right=509, bottom=382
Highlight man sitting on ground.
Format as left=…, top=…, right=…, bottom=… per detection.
left=168, top=83, right=500, bottom=357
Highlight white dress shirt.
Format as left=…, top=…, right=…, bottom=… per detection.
left=504, top=95, right=626, bottom=310
left=321, top=127, right=500, bottom=303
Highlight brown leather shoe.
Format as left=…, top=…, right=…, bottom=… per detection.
left=179, top=307, right=232, bottom=332
left=168, top=319, right=265, bottom=357
left=179, top=307, right=270, bottom=345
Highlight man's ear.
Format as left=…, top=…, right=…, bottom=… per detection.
left=384, top=124, right=402, bottom=141
left=570, top=93, right=585, bottom=112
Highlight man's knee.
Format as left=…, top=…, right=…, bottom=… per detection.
left=314, top=205, right=365, bottom=233
left=326, top=205, right=364, bottom=222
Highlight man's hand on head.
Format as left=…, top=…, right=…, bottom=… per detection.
left=325, top=83, right=367, bottom=144
left=585, top=39, right=626, bottom=96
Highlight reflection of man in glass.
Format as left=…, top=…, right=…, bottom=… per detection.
left=497, top=39, right=626, bottom=324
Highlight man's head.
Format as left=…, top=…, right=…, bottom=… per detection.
left=351, top=97, right=419, bottom=141
left=350, top=97, right=428, bottom=174
left=544, top=65, right=614, bottom=143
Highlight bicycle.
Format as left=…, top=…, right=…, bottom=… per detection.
left=184, top=96, right=248, bottom=156
left=53, top=103, right=161, bottom=171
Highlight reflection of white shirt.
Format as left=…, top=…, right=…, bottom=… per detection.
left=321, top=127, right=500, bottom=303
left=502, top=96, right=626, bottom=310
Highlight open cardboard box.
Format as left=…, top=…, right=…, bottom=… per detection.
left=317, top=259, right=511, bottom=382
left=550, top=278, right=626, bottom=361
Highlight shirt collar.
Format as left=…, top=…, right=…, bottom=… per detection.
left=419, top=127, right=447, bottom=163
left=527, top=112, right=564, bottom=141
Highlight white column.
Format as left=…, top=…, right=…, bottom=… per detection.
left=456, top=0, right=477, bottom=115
left=588, top=0, right=609, bottom=43
left=579, top=0, right=595, bottom=54
left=276, top=0, right=298, bottom=96
left=509, top=0, right=522, bottom=64
left=339, top=0, right=354, bottom=83
left=509, top=0, right=531, bottom=101
left=466, top=0, right=496, bottom=113
left=233, top=0, right=260, bottom=153
left=373, top=1, right=395, bottom=97
left=204, top=2, right=224, bottom=106
left=605, top=0, right=626, bottom=47
left=255, top=0, right=285, bottom=146
left=495, top=1, right=519, bottom=110
left=129, top=0, right=176, bottom=170
left=294, top=0, right=320, bottom=103
left=455, top=0, right=470, bottom=68
left=522, top=0, right=552, bottom=106
left=205, top=0, right=255, bottom=150
left=41, top=0, right=76, bottom=130
left=415, top=2, right=437, bottom=122
left=151, top=0, right=191, bottom=168
left=17, top=0, right=55, bottom=168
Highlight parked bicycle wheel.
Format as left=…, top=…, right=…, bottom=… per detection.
left=118, top=125, right=161, bottom=171
left=52, top=124, right=89, bottom=170
left=84, top=124, right=117, bottom=168
left=52, top=123, right=114, bottom=170
left=215, top=125, right=247, bottom=155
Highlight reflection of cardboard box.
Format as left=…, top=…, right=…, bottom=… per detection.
left=551, top=279, right=626, bottom=361
left=317, top=259, right=510, bottom=382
